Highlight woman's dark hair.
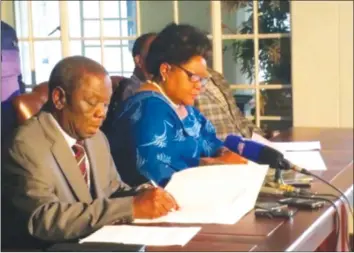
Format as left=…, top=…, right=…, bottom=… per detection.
left=145, top=23, right=212, bottom=79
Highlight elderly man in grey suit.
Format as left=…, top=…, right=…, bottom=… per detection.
left=1, top=56, right=178, bottom=250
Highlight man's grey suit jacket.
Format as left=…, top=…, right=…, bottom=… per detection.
left=2, top=111, right=135, bottom=249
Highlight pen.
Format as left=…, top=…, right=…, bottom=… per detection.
left=150, top=180, right=159, bottom=187
left=150, top=180, right=177, bottom=212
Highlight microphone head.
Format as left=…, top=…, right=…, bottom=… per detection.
left=224, top=135, right=243, bottom=151
left=225, top=135, right=263, bottom=161
left=224, top=135, right=286, bottom=169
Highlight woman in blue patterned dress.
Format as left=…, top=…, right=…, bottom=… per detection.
left=104, top=23, right=247, bottom=187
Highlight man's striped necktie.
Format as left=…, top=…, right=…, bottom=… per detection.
left=72, top=140, right=88, bottom=185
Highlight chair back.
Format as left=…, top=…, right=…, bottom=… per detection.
left=12, top=83, right=48, bottom=125
left=111, top=76, right=125, bottom=92
left=32, top=82, right=49, bottom=104
left=12, top=76, right=124, bottom=125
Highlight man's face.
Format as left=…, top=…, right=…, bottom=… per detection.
left=52, top=73, right=112, bottom=140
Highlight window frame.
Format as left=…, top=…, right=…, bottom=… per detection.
left=14, top=0, right=291, bottom=130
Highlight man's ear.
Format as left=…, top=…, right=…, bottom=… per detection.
left=52, top=87, right=67, bottom=110
left=134, top=55, right=143, bottom=68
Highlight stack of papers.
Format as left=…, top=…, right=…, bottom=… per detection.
left=135, top=164, right=269, bottom=224
left=271, top=141, right=321, bottom=152
left=283, top=151, right=327, bottom=171
left=80, top=225, right=201, bottom=246
left=252, top=133, right=327, bottom=171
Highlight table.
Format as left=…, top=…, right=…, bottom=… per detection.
left=148, top=127, right=353, bottom=252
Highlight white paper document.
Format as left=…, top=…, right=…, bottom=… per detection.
left=251, top=133, right=326, bottom=171
left=251, top=132, right=275, bottom=147
left=283, top=151, right=327, bottom=171
left=134, top=164, right=269, bottom=225
left=271, top=141, right=321, bottom=152
left=251, top=133, right=321, bottom=153
left=79, top=225, right=201, bottom=246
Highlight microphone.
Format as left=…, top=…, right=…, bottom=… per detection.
left=224, top=135, right=306, bottom=173
left=279, top=157, right=308, bottom=174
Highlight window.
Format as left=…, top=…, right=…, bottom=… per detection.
left=15, top=0, right=61, bottom=85
left=14, top=0, right=291, bottom=132
left=14, top=0, right=138, bottom=90
left=220, top=0, right=292, bottom=132
left=67, top=0, right=137, bottom=76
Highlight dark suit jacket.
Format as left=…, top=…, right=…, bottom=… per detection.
left=1, top=111, right=135, bottom=250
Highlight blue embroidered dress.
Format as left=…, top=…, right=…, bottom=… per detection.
left=105, top=91, right=223, bottom=187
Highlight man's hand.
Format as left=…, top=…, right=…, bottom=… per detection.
left=133, top=187, right=179, bottom=219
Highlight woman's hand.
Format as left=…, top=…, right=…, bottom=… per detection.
left=199, top=147, right=248, bottom=166
left=216, top=147, right=248, bottom=164
left=199, top=157, right=224, bottom=166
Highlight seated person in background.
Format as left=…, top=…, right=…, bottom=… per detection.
left=1, top=56, right=178, bottom=250
left=101, top=32, right=157, bottom=133
left=1, top=21, right=23, bottom=144
left=195, top=66, right=265, bottom=140
left=103, top=23, right=247, bottom=188
left=121, top=32, right=157, bottom=101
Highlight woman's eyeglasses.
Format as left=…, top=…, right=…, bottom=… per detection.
left=174, top=65, right=210, bottom=87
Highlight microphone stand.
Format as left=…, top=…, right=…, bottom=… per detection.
left=273, top=159, right=286, bottom=184
left=268, top=160, right=308, bottom=195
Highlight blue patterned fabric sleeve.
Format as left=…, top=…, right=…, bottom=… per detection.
left=191, top=107, right=224, bottom=157
left=130, top=98, right=179, bottom=186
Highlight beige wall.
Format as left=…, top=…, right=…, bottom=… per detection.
left=1, top=0, right=15, bottom=27
left=292, top=2, right=354, bottom=232
left=291, top=1, right=353, bottom=128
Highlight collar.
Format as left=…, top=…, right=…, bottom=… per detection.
left=49, top=114, right=77, bottom=148
left=131, top=74, right=144, bottom=84
left=147, top=80, right=180, bottom=109
left=207, top=68, right=221, bottom=87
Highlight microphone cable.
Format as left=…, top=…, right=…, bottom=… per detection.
left=296, top=167, right=353, bottom=217
left=267, top=186, right=346, bottom=250
left=264, top=182, right=351, bottom=250
left=289, top=195, right=342, bottom=251
left=259, top=186, right=351, bottom=251
left=294, top=167, right=353, bottom=251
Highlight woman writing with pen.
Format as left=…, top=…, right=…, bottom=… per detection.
left=104, top=23, right=247, bottom=188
